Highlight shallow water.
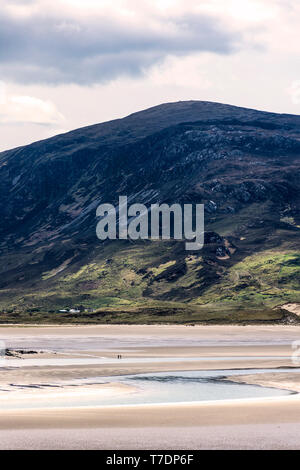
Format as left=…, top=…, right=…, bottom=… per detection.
left=0, top=368, right=294, bottom=410
left=74, top=369, right=294, bottom=406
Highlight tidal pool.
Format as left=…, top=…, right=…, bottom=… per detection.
left=78, top=369, right=294, bottom=406
left=0, top=368, right=294, bottom=410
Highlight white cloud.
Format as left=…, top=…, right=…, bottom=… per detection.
left=0, top=82, right=65, bottom=124
left=287, top=80, right=300, bottom=105
left=148, top=55, right=213, bottom=89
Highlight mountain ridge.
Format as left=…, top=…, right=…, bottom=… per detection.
left=0, top=100, right=299, bottom=323
left=3, top=99, right=300, bottom=156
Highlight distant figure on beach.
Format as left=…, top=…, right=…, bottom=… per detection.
left=117, top=354, right=122, bottom=359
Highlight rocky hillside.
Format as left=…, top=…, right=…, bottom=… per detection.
left=0, top=101, right=299, bottom=323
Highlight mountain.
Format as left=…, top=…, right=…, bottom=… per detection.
left=0, top=100, right=299, bottom=323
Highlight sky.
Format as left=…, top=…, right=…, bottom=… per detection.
left=0, top=0, right=300, bottom=151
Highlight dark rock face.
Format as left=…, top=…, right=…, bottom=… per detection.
left=0, top=100, right=299, bottom=316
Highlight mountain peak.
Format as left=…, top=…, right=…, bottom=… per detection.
left=0, top=101, right=299, bottom=323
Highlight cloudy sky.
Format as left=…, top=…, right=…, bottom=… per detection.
left=0, top=0, right=300, bottom=151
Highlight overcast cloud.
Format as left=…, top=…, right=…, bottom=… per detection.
left=0, top=0, right=300, bottom=151
left=0, top=6, right=242, bottom=85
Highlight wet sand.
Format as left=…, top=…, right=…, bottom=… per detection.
left=1, top=324, right=300, bottom=449
left=1, top=394, right=300, bottom=429
left=227, top=371, right=300, bottom=393
left=1, top=396, right=300, bottom=449
left=0, top=355, right=297, bottom=390
left=1, top=423, right=300, bottom=450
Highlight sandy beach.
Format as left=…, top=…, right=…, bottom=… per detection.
left=1, top=324, right=300, bottom=449
left=1, top=396, right=300, bottom=449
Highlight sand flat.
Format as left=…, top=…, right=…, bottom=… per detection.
left=1, top=324, right=300, bottom=449
left=1, top=323, right=297, bottom=390
left=2, top=323, right=300, bottom=341
left=0, top=357, right=297, bottom=390
left=0, top=382, right=137, bottom=407
left=1, top=423, right=300, bottom=450
left=1, top=395, right=300, bottom=430
left=1, top=396, right=300, bottom=449
left=227, top=371, right=300, bottom=393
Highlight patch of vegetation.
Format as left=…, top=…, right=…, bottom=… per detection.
left=193, top=251, right=300, bottom=309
